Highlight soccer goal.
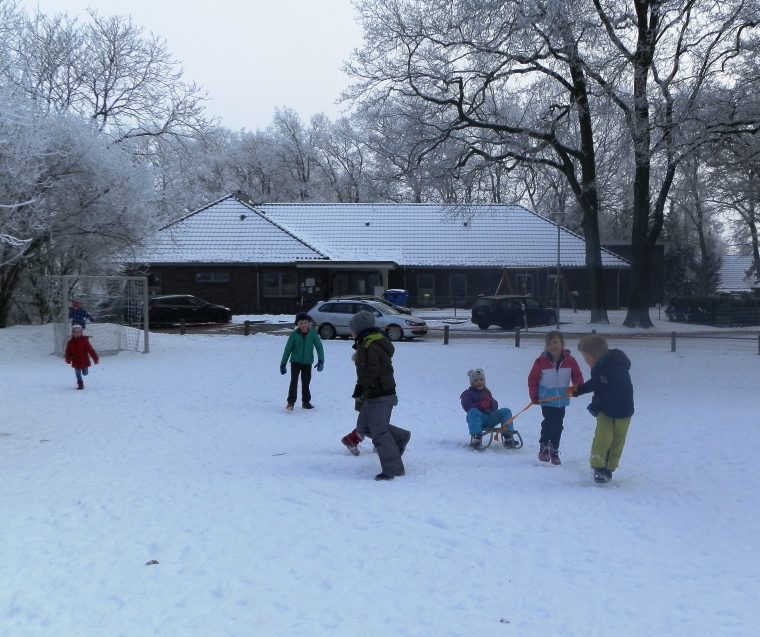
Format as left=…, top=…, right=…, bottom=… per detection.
left=48, top=275, right=150, bottom=356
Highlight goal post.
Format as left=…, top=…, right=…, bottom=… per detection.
left=48, top=275, right=150, bottom=356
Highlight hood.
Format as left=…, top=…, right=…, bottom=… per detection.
left=605, top=348, right=631, bottom=370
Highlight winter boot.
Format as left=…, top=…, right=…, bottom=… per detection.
left=502, top=432, right=518, bottom=448
left=76, top=379, right=84, bottom=390
left=538, top=443, right=550, bottom=462
left=374, top=472, right=395, bottom=481
left=285, top=403, right=294, bottom=412
left=302, top=402, right=314, bottom=409
left=593, top=468, right=610, bottom=484
left=549, top=443, right=562, bottom=465
left=469, top=434, right=483, bottom=450
left=397, top=429, right=411, bottom=456
left=341, top=430, right=364, bottom=456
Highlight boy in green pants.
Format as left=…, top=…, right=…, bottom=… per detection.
left=574, top=335, right=634, bottom=483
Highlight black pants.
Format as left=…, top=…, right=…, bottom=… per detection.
left=287, top=363, right=312, bottom=405
left=539, top=406, right=565, bottom=448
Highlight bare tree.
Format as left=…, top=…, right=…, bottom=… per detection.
left=348, top=0, right=760, bottom=325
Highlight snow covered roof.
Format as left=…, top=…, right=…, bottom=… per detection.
left=136, top=196, right=327, bottom=264
left=718, top=255, right=759, bottom=291
left=137, top=194, right=629, bottom=268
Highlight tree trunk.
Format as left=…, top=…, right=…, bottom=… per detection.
left=568, top=52, right=609, bottom=323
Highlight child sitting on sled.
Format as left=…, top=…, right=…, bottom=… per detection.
left=460, top=368, right=517, bottom=449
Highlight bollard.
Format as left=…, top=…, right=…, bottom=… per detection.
left=443, top=324, right=449, bottom=345
left=592, top=329, right=596, bottom=334
left=757, top=333, right=759, bottom=355
left=244, top=320, right=251, bottom=336
left=671, top=331, right=676, bottom=352
left=515, top=327, right=521, bottom=348
left=180, top=318, right=186, bottom=335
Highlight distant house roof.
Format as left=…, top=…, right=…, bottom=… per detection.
left=718, top=255, right=759, bottom=291
left=136, top=194, right=629, bottom=268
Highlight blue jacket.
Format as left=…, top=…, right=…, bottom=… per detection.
left=575, top=349, right=634, bottom=419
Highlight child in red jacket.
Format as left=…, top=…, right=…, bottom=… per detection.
left=528, top=331, right=583, bottom=465
left=64, top=324, right=99, bottom=389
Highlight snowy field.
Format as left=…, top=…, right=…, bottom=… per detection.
left=2, top=321, right=759, bottom=636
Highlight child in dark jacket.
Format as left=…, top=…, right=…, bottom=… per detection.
left=460, top=369, right=516, bottom=449
left=574, top=334, right=634, bottom=483
left=64, top=324, right=99, bottom=389
left=528, top=331, right=584, bottom=465
left=349, top=310, right=410, bottom=481
left=280, top=312, right=325, bottom=411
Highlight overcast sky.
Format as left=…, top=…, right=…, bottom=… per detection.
left=19, top=0, right=364, bottom=131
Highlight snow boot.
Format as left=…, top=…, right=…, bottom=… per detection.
left=397, top=429, right=411, bottom=456
left=593, top=468, right=610, bottom=484
left=538, top=444, right=550, bottom=462
left=374, top=472, right=395, bottom=481
left=285, top=403, right=294, bottom=412
left=469, top=434, right=483, bottom=449
left=549, top=444, right=561, bottom=465
left=341, top=430, right=364, bottom=456
left=302, top=402, right=314, bottom=409
left=76, top=379, right=84, bottom=390
left=502, top=432, right=518, bottom=448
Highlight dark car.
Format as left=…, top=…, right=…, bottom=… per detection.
left=328, top=295, right=412, bottom=315
left=148, top=295, right=232, bottom=326
left=471, top=295, right=556, bottom=330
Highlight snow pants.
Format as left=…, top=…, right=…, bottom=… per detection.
left=356, top=394, right=409, bottom=476
left=590, top=413, right=632, bottom=471
left=287, top=363, right=312, bottom=406
left=539, top=406, right=566, bottom=448
left=466, top=408, right=514, bottom=436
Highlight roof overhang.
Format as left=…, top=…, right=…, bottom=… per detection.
left=295, top=261, right=398, bottom=270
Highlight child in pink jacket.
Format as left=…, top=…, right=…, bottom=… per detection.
left=528, top=331, right=583, bottom=465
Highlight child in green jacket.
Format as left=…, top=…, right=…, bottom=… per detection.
left=280, top=312, right=325, bottom=411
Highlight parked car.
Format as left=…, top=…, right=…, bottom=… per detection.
left=307, top=299, right=427, bottom=341
left=148, top=295, right=232, bottom=326
left=471, top=295, right=557, bottom=330
left=328, top=294, right=412, bottom=315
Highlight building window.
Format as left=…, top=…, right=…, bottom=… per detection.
left=263, top=272, right=297, bottom=297
left=195, top=272, right=230, bottom=284
left=449, top=274, right=467, bottom=305
left=417, top=274, right=435, bottom=306
left=517, top=273, right=534, bottom=296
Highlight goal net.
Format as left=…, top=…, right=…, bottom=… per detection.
left=48, top=275, right=150, bottom=356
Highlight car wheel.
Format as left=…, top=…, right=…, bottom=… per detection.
left=318, top=324, right=337, bottom=339
left=477, top=323, right=489, bottom=330
left=385, top=325, right=403, bottom=341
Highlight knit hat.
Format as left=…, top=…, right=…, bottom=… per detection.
left=468, top=368, right=485, bottom=384
left=294, top=312, right=312, bottom=324
left=349, top=310, right=375, bottom=335
left=72, top=324, right=83, bottom=332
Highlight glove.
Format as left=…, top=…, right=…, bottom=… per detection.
left=315, top=360, right=324, bottom=372
left=280, top=364, right=287, bottom=375
left=566, top=385, right=577, bottom=397
left=351, top=384, right=364, bottom=399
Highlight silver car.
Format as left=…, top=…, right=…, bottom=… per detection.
left=307, top=299, right=428, bottom=341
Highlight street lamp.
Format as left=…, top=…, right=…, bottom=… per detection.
left=554, top=211, right=566, bottom=330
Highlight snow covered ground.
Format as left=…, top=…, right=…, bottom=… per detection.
left=2, top=321, right=758, bottom=636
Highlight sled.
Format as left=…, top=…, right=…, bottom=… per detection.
left=478, top=427, right=524, bottom=450
left=469, top=392, right=576, bottom=451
